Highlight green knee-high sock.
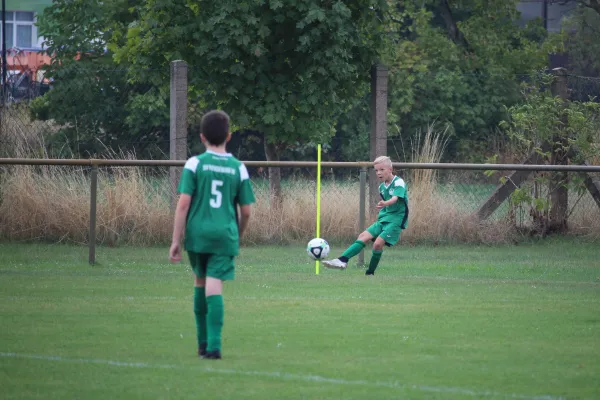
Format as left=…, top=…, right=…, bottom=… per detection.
left=194, top=287, right=208, bottom=348
left=206, top=295, right=224, bottom=352
left=340, top=241, right=366, bottom=260
left=366, top=250, right=383, bottom=274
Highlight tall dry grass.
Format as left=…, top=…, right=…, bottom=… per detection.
left=247, top=181, right=360, bottom=244
left=1, top=112, right=598, bottom=245
left=0, top=105, right=54, bottom=158
left=245, top=124, right=517, bottom=245
left=398, top=124, right=516, bottom=244
left=0, top=164, right=173, bottom=246
left=1, top=107, right=173, bottom=246
left=568, top=192, right=600, bottom=237
left=506, top=179, right=600, bottom=239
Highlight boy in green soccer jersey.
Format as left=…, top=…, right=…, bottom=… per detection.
left=169, top=110, right=255, bottom=360
left=322, top=156, right=408, bottom=275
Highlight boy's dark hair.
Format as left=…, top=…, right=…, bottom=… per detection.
left=201, top=110, right=230, bottom=146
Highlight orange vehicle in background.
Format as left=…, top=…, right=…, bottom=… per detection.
left=3, top=48, right=52, bottom=101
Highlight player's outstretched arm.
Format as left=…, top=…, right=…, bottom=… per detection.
left=169, top=194, right=191, bottom=263
left=238, top=204, right=251, bottom=238
left=376, top=196, right=399, bottom=210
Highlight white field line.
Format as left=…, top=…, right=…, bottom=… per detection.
left=1, top=352, right=564, bottom=400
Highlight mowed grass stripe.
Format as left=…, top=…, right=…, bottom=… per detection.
left=0, top=241, right=598, bottom=399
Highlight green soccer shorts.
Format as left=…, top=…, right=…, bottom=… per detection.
left=187, top=252, right=235, bottom=281
left=366, top=221, right=403, bottom=246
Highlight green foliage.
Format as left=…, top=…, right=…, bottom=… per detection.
left=37, top=0, right=123, bottom=59
left=34, top=0, right=170, bottom=158
left=29, top=0, right=580, bottom=164
left=562, top=5, right=600, bottom=76
left=116, top=0, right=388, bottom=148
left=508, top=185, right=549, bottom=212
left=331, top=94, right=371, bottom=161
left=497, top=73, right=600, bottom=233
left=381, top=0, right=562, bottom=160
left=501, top=74, right=600, bottom=163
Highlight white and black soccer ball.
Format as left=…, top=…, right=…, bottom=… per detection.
left=306, top=238, right=330, bottom=260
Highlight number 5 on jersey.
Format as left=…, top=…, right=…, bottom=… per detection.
left=210, top=180, right=223, bottom=208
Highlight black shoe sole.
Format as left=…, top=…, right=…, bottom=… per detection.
left=202, top=350, right=222, bottom=360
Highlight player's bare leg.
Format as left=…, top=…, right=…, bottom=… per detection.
left=322, top=231, right=373, bottom=270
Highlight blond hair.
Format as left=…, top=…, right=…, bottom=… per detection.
left=373, top=156, right=392, bottom=167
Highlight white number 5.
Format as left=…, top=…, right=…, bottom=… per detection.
left=210, top=180, right=223, bottom=208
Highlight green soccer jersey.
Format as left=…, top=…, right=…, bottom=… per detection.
left=178, top=150, right=255, bottom=256
left=378, top=175, right=409, bottom=228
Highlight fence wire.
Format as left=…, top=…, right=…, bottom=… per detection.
left=568, top=74, right=600, bottom=102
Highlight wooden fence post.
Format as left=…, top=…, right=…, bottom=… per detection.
left=88, top=164, right=98, bottom=265
left=369, top=64, right=388, bottom=220
left=170, top=60, right=188, bottom=210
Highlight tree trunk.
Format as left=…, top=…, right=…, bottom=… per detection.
left=549, top=139, right=569, bottom=233
left=369, top=64, right=388, bottom=220
left=264, top=138, right=282, bottom=209
left=438, top=0, right=472, bottom=50
left=549, top=67, right=569, bottom=233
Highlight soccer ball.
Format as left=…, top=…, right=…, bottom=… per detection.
left=306, top=238, right=330, bottom=260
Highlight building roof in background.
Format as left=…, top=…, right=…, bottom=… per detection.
left=5, top=0, right=51, bottom=15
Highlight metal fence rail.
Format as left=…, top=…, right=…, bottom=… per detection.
left=2, top=158, right=600, bottom=171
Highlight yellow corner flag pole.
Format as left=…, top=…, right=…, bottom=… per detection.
left=316, top=144, right=322, bottom=275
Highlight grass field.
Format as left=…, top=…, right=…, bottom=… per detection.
left=1, top=239, right=599, bottom=400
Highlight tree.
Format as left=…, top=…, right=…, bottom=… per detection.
left=32, top=0, right=170, bottom=158
left=114, top=0, right=388, bottom=205
left=573, top=0, right=600, bottom=15
left=561, top=2, right=600, bottom=77
left=499, top=73, right=600, bottom=234
left=381, top=0, right=561, bottom=161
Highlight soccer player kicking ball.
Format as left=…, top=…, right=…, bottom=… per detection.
left=169, top=110, right=255, bottom=360
left=322, top=156, right=408, bottom=275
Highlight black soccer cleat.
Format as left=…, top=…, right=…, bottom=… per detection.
left=365, top=270, right=375, bottom=276
left=198, top=343, right=208, bottom=357
left=202, top=350, right=222, bottom=360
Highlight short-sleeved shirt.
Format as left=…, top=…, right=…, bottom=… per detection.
left=378, top=175, right=408, bottom=228
left=178, top=150, right=255, bottom=256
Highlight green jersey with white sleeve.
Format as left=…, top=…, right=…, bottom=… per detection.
left=377, top=175, right=408, bottom=228
left=178, top=150, right=255, bottom=256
